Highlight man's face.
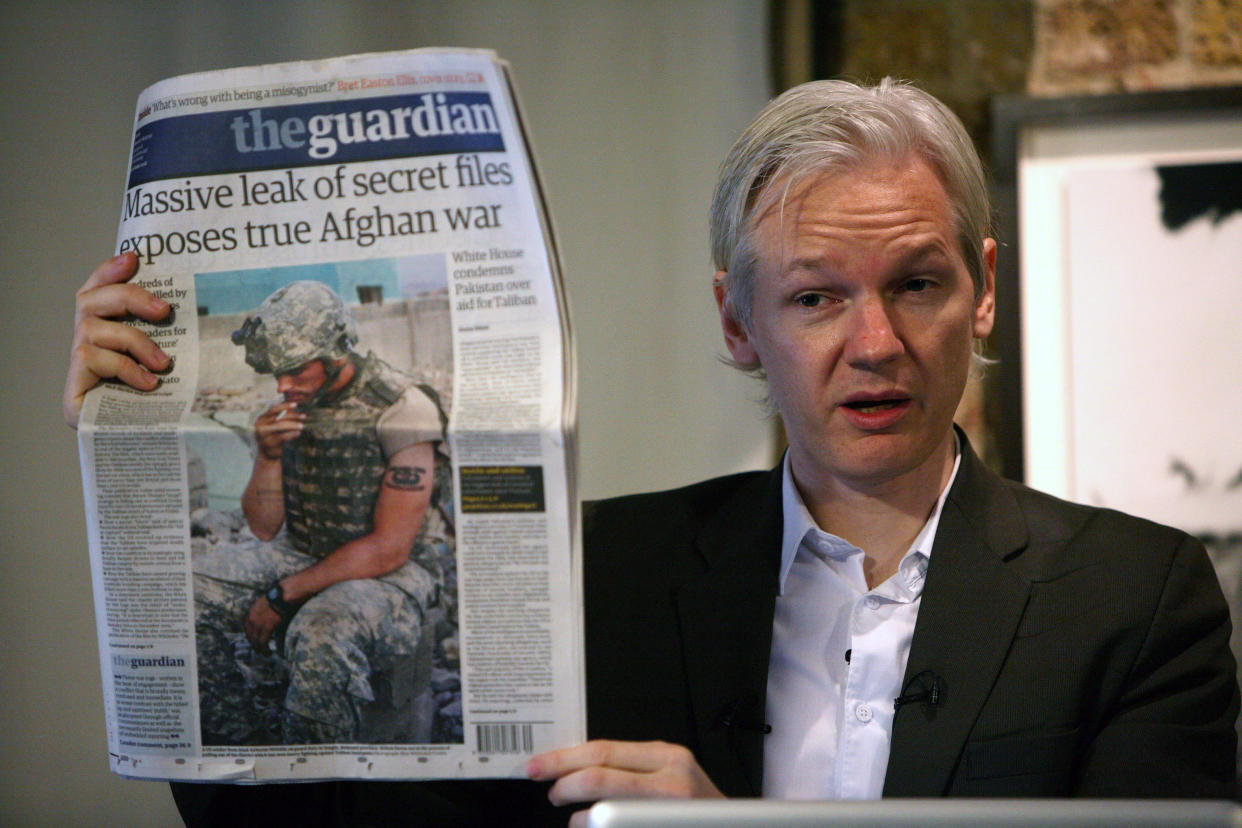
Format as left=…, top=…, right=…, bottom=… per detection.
left=275, top=359, right=328, bottom=405
left=717, top=155, right=995, bottom=496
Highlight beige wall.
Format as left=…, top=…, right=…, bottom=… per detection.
left=0, top=3, right=770, bottom=825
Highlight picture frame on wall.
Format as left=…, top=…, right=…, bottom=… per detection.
left=989, top=87, right=1242, bottom=676
left=990, top=86, right=1242, bottom=508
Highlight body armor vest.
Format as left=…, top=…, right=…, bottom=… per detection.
left=282, top=353, right=447, bottom=559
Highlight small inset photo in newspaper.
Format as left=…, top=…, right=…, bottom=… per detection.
left=185, top=254, right=460, bottom=748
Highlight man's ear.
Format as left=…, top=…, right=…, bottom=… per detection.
left=713, top=271, right=759, bottom=368
left=973, top=239, right=997, bottom=339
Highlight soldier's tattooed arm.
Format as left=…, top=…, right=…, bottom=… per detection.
left=385, top=464, right=427, bottom=491
left=276, top=441, right=435, bottom=604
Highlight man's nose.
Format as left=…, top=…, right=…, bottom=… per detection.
left=276, top=374, right=293, bottom=393
left=845, top=298, right=903, bottom=367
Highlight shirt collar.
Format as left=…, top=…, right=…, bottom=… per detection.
left=777, top=433, right=962, bottom=595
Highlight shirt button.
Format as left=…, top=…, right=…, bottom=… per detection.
left=855, top=703, right=873, bottom=723
left=865, top=596, right=880, bottom=610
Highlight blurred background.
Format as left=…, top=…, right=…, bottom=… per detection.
left=3, top=2, right=1239, bottom=824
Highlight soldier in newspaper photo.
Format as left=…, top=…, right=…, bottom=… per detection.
left=192, top=279, right=453, bottom=745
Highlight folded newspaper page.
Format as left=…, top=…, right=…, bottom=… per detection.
left=76, top=48, right=583, bottom=782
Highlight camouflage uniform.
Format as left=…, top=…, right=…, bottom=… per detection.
left=195, top=282, right=447, bottom=745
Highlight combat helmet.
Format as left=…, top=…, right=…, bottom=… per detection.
left=231, top=281, right=359, bottom=375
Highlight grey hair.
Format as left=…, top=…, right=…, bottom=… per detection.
left=709, top=78, right=993, bottom=371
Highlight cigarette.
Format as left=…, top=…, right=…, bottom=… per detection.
left=275, top=409, right=288, bottom=421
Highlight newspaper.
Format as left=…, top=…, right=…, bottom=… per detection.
left=75, top=48, right=583, bottom=783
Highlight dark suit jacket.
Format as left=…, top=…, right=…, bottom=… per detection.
left=174, top=435, right=1238, bottom=824
left=582, top=434, right=1238, bottom=799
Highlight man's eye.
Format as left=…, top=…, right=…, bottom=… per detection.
left=795, top=293, right=825, bottom=307
left=899, top=276, right=933, bottom=292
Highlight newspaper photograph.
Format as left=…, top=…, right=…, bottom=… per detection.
left=75, top=48, right=583, bottom=783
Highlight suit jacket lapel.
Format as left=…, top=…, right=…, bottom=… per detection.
left=884, top=436, right=1032, bottom=796
left=675, top=465, right=783, bottom=797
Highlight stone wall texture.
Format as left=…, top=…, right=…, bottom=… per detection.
left=833, top=0, right=1034, bottom=152
left=827, top=0, right=1242, bottom=138
left=1030, top=0, right=1242, bottom=93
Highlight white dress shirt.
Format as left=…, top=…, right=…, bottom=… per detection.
left=762, top=445, right=961, bottom=799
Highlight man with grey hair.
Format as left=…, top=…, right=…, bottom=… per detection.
left=67, top=78, right=1235, bottom=823
left=526, top=77, right=1237, bottom=813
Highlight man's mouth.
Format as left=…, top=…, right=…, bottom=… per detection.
left=839, top=394, right=913, bottom=429
left=843, top=399, right=905, bottom=413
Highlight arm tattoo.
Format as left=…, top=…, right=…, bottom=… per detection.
left=386, top=465, right=427, bottom=491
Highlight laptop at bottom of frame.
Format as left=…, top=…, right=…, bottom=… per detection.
left=587, top=798, right=1242, bottom=828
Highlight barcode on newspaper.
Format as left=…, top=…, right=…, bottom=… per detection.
left=476, top=723, right=534, bottom=754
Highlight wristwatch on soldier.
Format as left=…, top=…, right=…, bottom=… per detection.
left=264, top=581, right=301, bottom=619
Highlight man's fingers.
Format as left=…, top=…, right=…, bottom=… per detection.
left=260, top=422, right=306, bottom=447
left=528, top=740, right=723, bottom=810
left=76, top=280, right=170, bottom=327
left=78, top=251, right=141, bottom=294
left=76, top=313, right=170, bottom=370
left=63, top=314, right=170, bottom=424
left=259, top=415, right=306, bottom=432
left=71, top=342, right=162, bottom=389
left=256, top=422, right=305, bottom=461
left=258, top=404, right=306, bottom=428
left=263, top=401, right=302, bottom=418
left=76, top=252, right=169, bottom=326
left=244, top=608, right=273, bottom=655
left=64, top=254, right=173, bottom=428
left=546, top=764, right=699, bottom=807
left=244, top=622, right=269, bottom=654
left=529, top=740, right=685, bottom=780
left=548, top=766, right=644, bottom=807
left=63, top=343, right=162, bottom=426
